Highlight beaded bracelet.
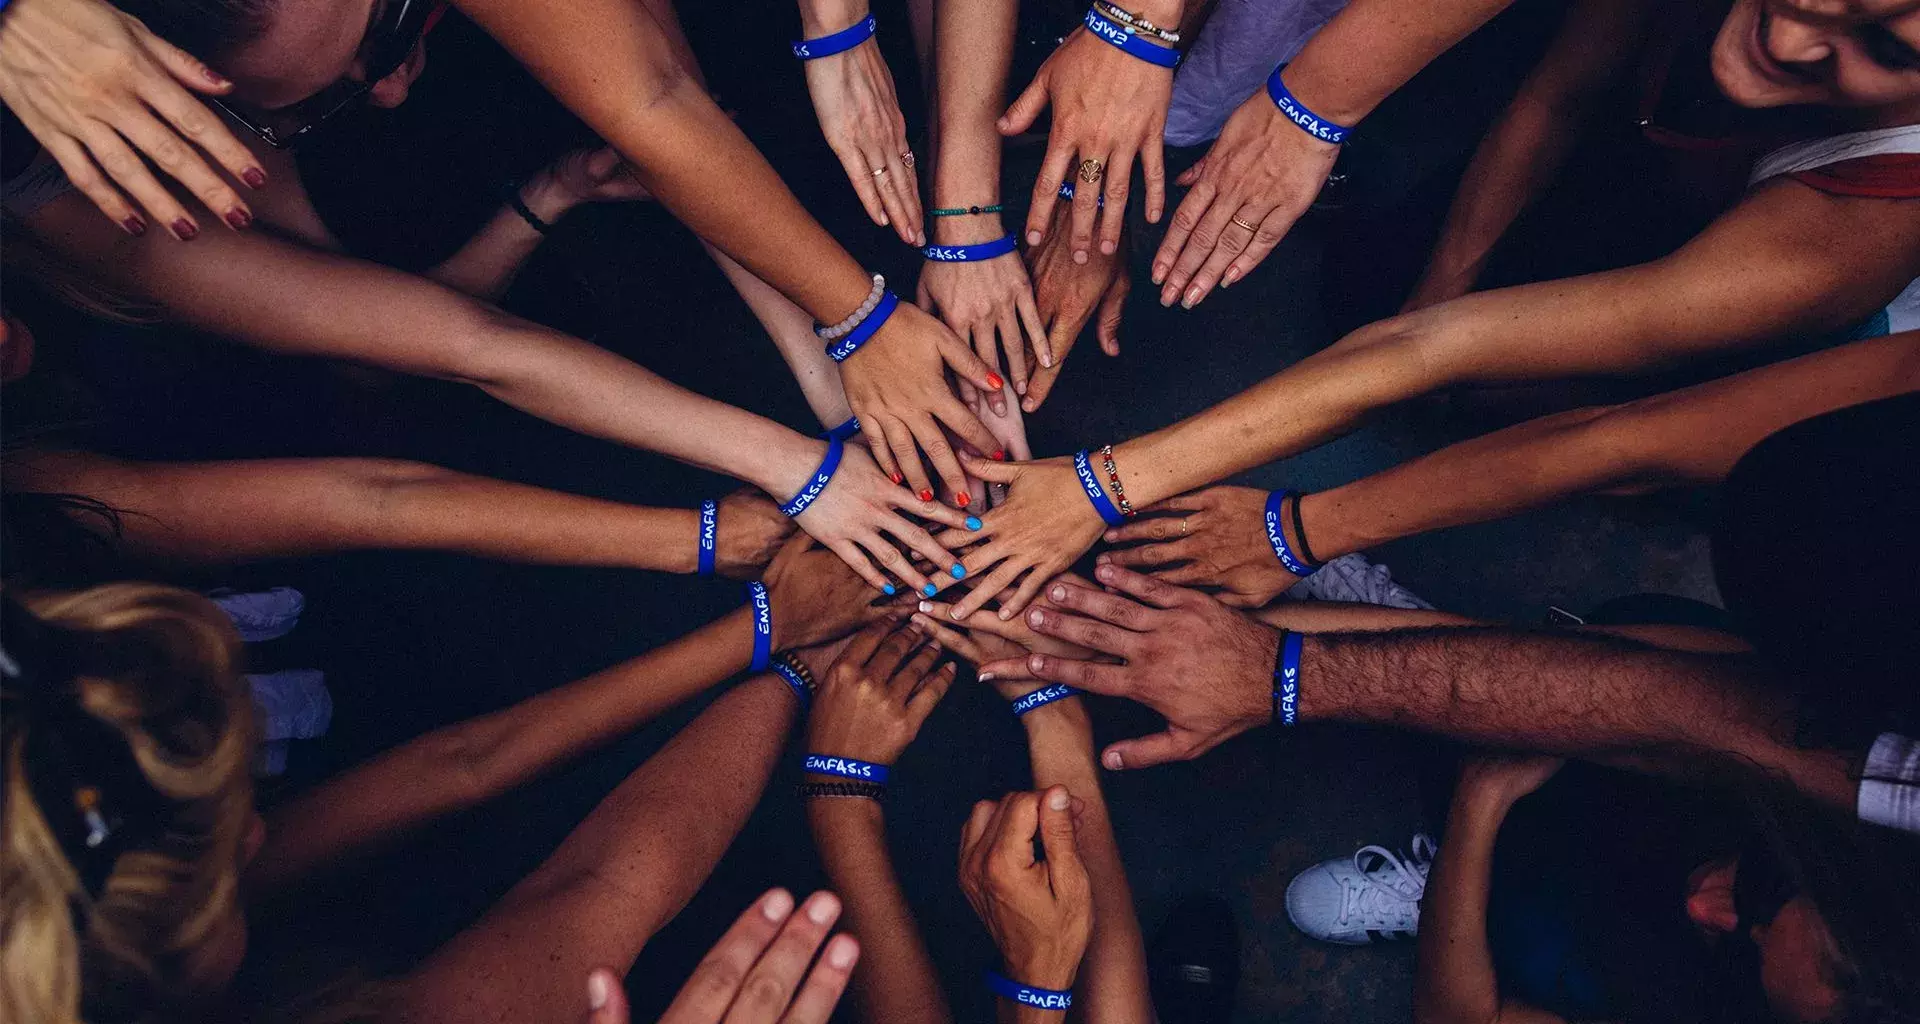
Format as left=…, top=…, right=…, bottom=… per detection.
left=1097, top=444, right=1135, bottom=517
left=798, top=780, right=886, bottom=800
left=1082, top=6, right=1181, bottom=68
left=816, top=274, right=887, bottom=340
left=825, top=291, right=900, bottom=363
left=1092, top=0, right=1180, bottom=42
left=930, top=203, right=1004, bottom=217
left=1073, top=449, right=1127, bottom=527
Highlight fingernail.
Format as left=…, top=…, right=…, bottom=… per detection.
left=241, top=167, right=267, bottom=189
left=1028, top=608, right=1046, bottom=627
left=954, top=492, right=971, bottom=507
left=1101, top=240, right=1117, bottom=255
left=1050, top=585, right=1066, bottom=601
left=951, top=563, right=967, bottom=580
left=224, top=208, right=252, bottom=230
left=1100, top=533, right=1116, bottom=544
left=965, top=516, right=982, bottom=530
left=992, top=449, right=1006, bottom=461
left=171, top=219, right=199, bottom=240
left=986, top=372, right=1005, bottom=390
left=1104, top=750, right=1124, bottom=770
left=879, top=212, right=889, bottom=225
left=1159, top=290, right=1175, bottom=307
left=923, top=583, right=939, bottom=597
left=828, top=935, right=859, bottom=968
left=918, top=600, right=933, bottom=613
left=952, top=607, right=967, bottom=620
left=1097, top=564, right=1115, bottom=582
left=1224, top=268, right=1241, bottom=287
left=120, top=216, right=147, bottom=237
left=979, top=671, right=997, bottom=682
left=1028, top=653, right=1045, bottom=672
left=1049, top=789, right=1071, bottom=810
left=1152, top=265, right=1167, bottom=284
left=588, top=972, right=611, bottom=1010
left=763, top=889, right=795, bottom=921
left=1073, top=250, right=1088, bottom=265
left=1183, top=287, right=1201, bottom=309
left=1027, top=231, right=1043, bottom=245
left=1218, top=276, right=1230, bottom=289
left=882, top=583, right=896, bottom=596
left=918, top=489, right=934, bottom=502
left=807, top=892, right=840, bottom=924
left=889, top=471, right=904, bottom=485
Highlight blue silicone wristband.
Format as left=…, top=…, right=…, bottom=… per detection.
left=697, top=499, right=718, bottom=576
left=1265, top=64, right=1351, bottom=145
left=826, top=290, right=900, bottom=363
left=781, top=439, right=845, bottom=518
left=1273, top=629, right=1303, bottom=726
left=1057, top=180, right=1106, bottom=206
left=823, top=416, right=861, bottom=441
left=986, top=971, right=1074, bottom=1011
left=1011, top=683, right=1078, bottom=717
left=923, top=235, right=1019, bottom=262
left=803, top=754, right=890, bottom=783
left=773, top=661, right=811, bottom=706
left=746, top=581, right=774, bottom=672
left=792, top=13, right=876, bottom=59
left=1082, top=7, right=1180, bottom=68
left=1073, top=450, right=1127, bottom=527
left=1262, top=490, right=1320, bottom=577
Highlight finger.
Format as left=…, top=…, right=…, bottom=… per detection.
left=910, top=414, right=977, bottom=506
left=947, top=559, right=1026, bottom=622
left=1130, top=491, right=1214, bottom=517
left=970, top=323, right=1008, bottom=416
left=886, top=484, right=972, bottom=530
left=138, top=74, right=267, bottom=193
left=881, top=519, right=967, bottom=591
left=1022, top=361, right=1062, bottom=414
left=1141, top=123, right=1168, bottom=223
left=1024, top=605, right=1137, bottom=658
left=1025, top=135, right=1076, bottom=246
left=720, top=891, right=842, bottom=1024
left=586, top=968, right=629, bottom=1024
left=1042, top=578, right=1161, bottom=631
left=141, top=31, right=236, bottom=94
left=995, top=563, right=1058, bottom=621
left=961, top=798, right=999, bottom=866
left=1035, top=786, right=1088, bottom=894
left=833, top=146, right=891, bottom=228
left=1101, top=730, right=1194, bottom=771
left=111, top=106, right=251, bottom=228
left=994, top=309, right=1027, bottom=403
left=1221, top=202, right=1297, bottom=290
left=1097, top=145, right=1133, bottom=256
left=883, top=142, right=923, bottom=245
left=1175, top=152, right=1209, bottom=188
left=973, top=655, right=1041, bottom=684
left=867, top=149, right=917, bottom=245
left=1102, top=511, right=1198, bottom=544
left=1096, top=273, right=1128, bottom=357
left=1153, top=179, right=1216, bottom=289
left=1068, top=151, right=1105, bottom=262
left=865, top=620, right=927, bottom=680
left=907, top=660, right=958, bottom=716
left=36, top=135, right=142, bottom=233
left=776, top=934, right=860, bottom=1024
left=1186, top=204, right=1267, bottom=305
left=908, top=612, right=992, bottom=664
left=999, top=69, right=1051, bottom=136
left=891, top=633, right=945, bottom=692
left=71, top=124, right=204, bottom=237
left=956, top=450, right=1023, bottom=486
left=1023, top=652, right=1132, bottom=696
left=1143, top=562, right=1223, bottom=587
left=828, top=537, right=899, bottom=595
left=839, top=618, right=899, bottom=672
left=859, top=530, right=934, bottom=596
left=916, top=600, right=1034, bottom=644
left=1091, top=562, right=1192, bottom=609
left=659, top=889, right=795, bottom=1022
left=1013, top=289, right=1046, bottom=386
left=936, top=320, right=1004, bottom=393
left=882, top=415, right=935, bottom=502
left=1164, top=195, right=1244, bottom=308
left=862, top=416, right=906, bottom=487
left=989, top=791, right=1042, bottom=871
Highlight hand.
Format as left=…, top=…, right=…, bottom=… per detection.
left=958, top=788, right=1092, bottom=992
left=1022, top=200, right=1128, bottom=412
left=937, top=454, right=1110, bottom=622
left=805, top=619, right=957, bottom=767
left=790, top=440, right=979, bottom=597
left=801, top=25, right=921, bottom=245
left=908, top=581, right=1103, bottom=694
left=950, top=390, right=1034, bottom=510
left=0, top=0, right=266, bottom=238
left=980, top=564, right=1278, bottom=771
left=1457, top=754, right=1564, bottom=809
left=1151, top=84, right=1340, bottom=309
left=1001, top=26, right=1173, bottom=263
left=716, top=487, right=798, bottom=579
left=528, top=145, right=652, bottom=220
left=649, top=889, right=860, bottom=1024
left=762, top=532, right=894, bottom=652
left=1094, top=485, right=1300, bottom=607
left=917, top=229, right=1046, bottom=415
left=839, top=302, right=1002, bottom=504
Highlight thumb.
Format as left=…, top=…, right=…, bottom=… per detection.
left=999, top=73, right=1051, bottom=136
left=1176, top=155, right=1207, bottom=188
left=1096, top=274, right=1128, bottom=357
left=961, top=452, right=1024, bottom=483
left=145, top=31, right=234, bottom=93
left=1099, top=730, right=1191, bottom=771
left=586, top=147, right=623, bottom=180
left=1036, top=786, right=1089, bottom=894
left=585, top=969, right=630, bottom=1024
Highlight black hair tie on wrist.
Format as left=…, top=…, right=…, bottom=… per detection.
left=506, top=186, right=552, bottom=234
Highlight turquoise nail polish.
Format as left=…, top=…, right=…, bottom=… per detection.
left=950, top=564, right=967, bottom=580
left=922, top=583, right=939, bottom=597
left=882, top=583, right=896, bottom=596
left=965, top=516, right=983, bottom=530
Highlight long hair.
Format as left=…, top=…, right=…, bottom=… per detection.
left=1, top=584, right=256, bottom=1024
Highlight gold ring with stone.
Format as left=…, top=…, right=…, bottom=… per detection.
left=1077, top=158, right=1105, bottom=184
left=901, top=151, right=916, bottom=168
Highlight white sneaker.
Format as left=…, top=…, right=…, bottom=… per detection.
left=1285, top=834, right=1435, bottom=944
left=209, top=586, right=306, bottom=642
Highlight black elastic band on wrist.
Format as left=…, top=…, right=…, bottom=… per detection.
left=797, top=781, right=885, bottom=801
left=506, top=187, right=552, bottom=235
left=1289, top=492, right=1323, bottom=568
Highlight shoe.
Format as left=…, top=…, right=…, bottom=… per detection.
left=209, top=586, right=306, bottom=642
left=1285, top=554, right=1433, bottom=610
left=1148, top=894, right=1239, bottom=1024
left=1285, top=833, right=1435, bottom=944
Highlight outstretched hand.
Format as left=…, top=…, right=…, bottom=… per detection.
left=958, top=788, right=1093, bottom=993
left=1022, top=199, right=1128, bottom=413
left=1096, top=485, right=1303, bottom=606
left=806, top=618, right=957, bottom=768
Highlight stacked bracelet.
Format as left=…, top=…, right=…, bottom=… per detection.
left=825, top=291, right=901, bottom=363
left=923, top=236, right=1018, bottom=262
left=697, top=499, right=719, bottom=576
left=1091, top=0, right=1180, bottom=42
left=816, top=274, right=887, bottom=340
left=1272, top=629, right=1303, bottom=726
left=746, top=581, right=774, bottom=673
left=803, top=754, right=890, bottom=784
left=1082, top=6, right=1181, bottom=68
left=792, top=12, right=876, bottom=59
left=1097, top=444, right=1135, bottom=517
left=986, top=971, right=1073, bottom=1011
left=1262, top=491, right=1322, bottom=577
left=798, top=780, right=886, bottom=800
left=1265, top=64, right=1351, bottom=145
left=930, top=203, right=1004, bottom=217
left=1073, top=450, right=1128, bottom=527
left=772, top=651, right=814, bottom=706
left=1290, top=491, right=1323, bottom=567
left=780, top=439, right=845, bottom=518
left=1011, top=683, right=1078, bottom=717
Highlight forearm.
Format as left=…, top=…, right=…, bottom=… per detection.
left=708, top=242, right=854, bottom=428
left=250, top=609, right=757, bottom=894
left=1279, top=0, right=1515, bottom=124
left=929, top=0, right=1017, bottom=241
left=1411, top=788, right=1509, bottom=1024
left=424, top=177, right=574, bottom=301
left=1021, top=703, right=1152, bottom=1024
left=808, top=799, right=953, bottom=1024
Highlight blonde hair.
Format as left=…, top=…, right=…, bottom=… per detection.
left=1, top=583, right=256, bottom=1023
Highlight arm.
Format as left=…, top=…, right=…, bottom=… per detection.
left=708, top=244, right=854, bottom=430
left=1412, top=761, right=1568, bottom=1024
left=1404, top=0, right=1651, bottom=310
left=3, top=450, right=791, bottom=577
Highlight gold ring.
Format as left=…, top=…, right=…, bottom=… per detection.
left=1077, top=158, right=1105, bottom=184
left=1179, top=518, right=1190, bottom=537
left=872, top=167, right=889, bottom=177
left=1231, top=215, right=1260, bottom=232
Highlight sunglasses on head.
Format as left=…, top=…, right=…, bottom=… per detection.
left=214, top=0, right=439, bottom=150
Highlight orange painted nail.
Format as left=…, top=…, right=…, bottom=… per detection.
left=918, top=489, right=934, bottom=502
left=955, top=492, right=971, bottom=507
left=992, top=449, right=1007, bottom=461
left=889, top=471, right=904, bottom=485
left=986, top=372, right=1005, bottom=390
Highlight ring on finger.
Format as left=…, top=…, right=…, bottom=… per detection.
left=1077, top=158, right=1104, bottom=184
left=901, top=150, right=916, bottom=168
left=872, top=166, right=889, bottom=178
left=1180, top=517, right=1190, bottom=537
left=1230, top=214, right=1260, bottom=232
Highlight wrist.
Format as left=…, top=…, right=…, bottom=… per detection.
left=752, top=432, right=827, bottom=510
left=1452, top=783, right=1520, bottom=826
left=1020, top=694, right=1093, bottom=738
left=932, top=215, right=1010, bottom=247
left=671, top=508, right=702, bottom=573
left=518, top=174, right=577, bottom=225
left=1002, top=955, right=1080, bottom=994
left=798, top=0, right=870, bottom=36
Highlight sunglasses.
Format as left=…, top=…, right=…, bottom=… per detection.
left=214, top=0, right=439, bottom=150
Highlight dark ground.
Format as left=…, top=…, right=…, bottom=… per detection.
left=27, top=1, right=1730, bottom=1019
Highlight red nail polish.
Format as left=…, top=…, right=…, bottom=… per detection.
left=992, top=449, right=1007, bottom=461
left=171, top=219, right=199, bottom=240
left=955, top=492, right=971, bottom=507
left=224, top=208, right=252, bottom=230
left=986, top=372, right=1005, bottom=390
left=918, top=489, right=934, bottom=502
left=242, top=167, right=267, bottom=189
left=889, top=471, right=904, bottom=485
left=120, top=216, right=147, bottom=237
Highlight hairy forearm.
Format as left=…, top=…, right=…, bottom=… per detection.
left=1411, top=787, right=1509, bottom=1024
left=1281, top=0, right=1515, bottom=124
left=250, top=609, right=756, bottom=894
left=1021, top=703, right=1152, bottom=1023
left=808, top=799, right=953, bottom=1024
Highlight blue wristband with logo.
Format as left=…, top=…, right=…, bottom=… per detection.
left=781, top=439, right=845, bottom=518
left=803, top=754, right=891, bottom=784
left=986, top=971, right=1073, bottom=1011
left=923, top=235, right=1018, bottom=262
left=826, top=290, right=900, bottom=363
left=1057, top=180, right=1105, bottom=206
left=1265, top=64, right=1351, bottom=145
left=1073, top=450, right=1127, bottom=527
left=697, top=499, right=719, bottom=576
left=1273, top=629, right=1303, bottom=726
left=1082, top=7, right=1180, bottom=68
left=1011, top=683, right=1078, bottom=717
left=746, top=581, right=774, bottom=672
left=772, top=660, right=811, bottom=706
left=792, top=13, right=876, bottom=59
left=823, top=416, right=861, bottom=441
left=1262, top=490, right=1320, bottom=577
